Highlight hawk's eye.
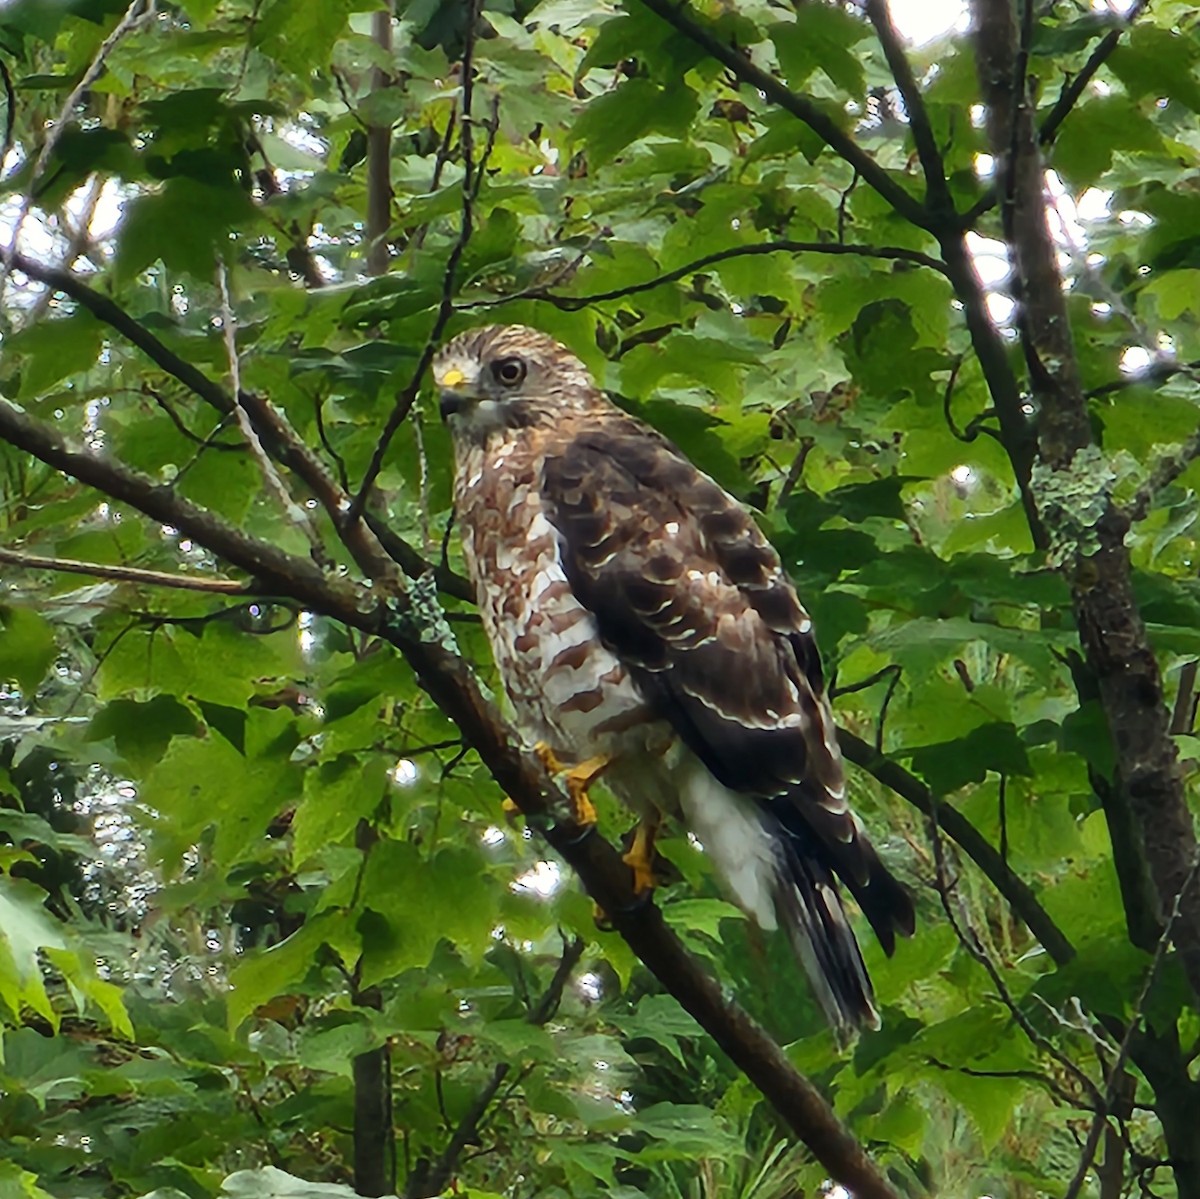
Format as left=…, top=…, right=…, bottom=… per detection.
left=491, top=357, right=527, bottom=388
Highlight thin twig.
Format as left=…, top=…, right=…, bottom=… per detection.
left=876, top=665, right=902, bottom=753
left=313, top=390, right=351, bottom=491
left=348, top=0, right=487, bottom=521
left=216, top=261, right=323, bottom=550
left=0, top=0, right=150, bottom=307
left=411, top=107, right=458, bottom=253
left=928, top=789, right=1105, bottom=1110
left=143, top=386, right=240, bottom=451
left=923, top=1056, right=1086, bottom=1110
left=413, top=404, right=434, bottom=558
left=0, top=546, right=251, bottom=594
left=1062, top=850, right=1200, bottom=1199
left=777, top=435, right=815, bottom=507
left=829, top=663, right=900, bottom=701
left=476, top=239, right=948, bottom=313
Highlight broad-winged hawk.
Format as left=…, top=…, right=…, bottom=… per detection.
left=435, top=324, right=914, bottom=1035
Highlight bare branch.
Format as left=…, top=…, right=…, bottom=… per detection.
left=636, top=0, right=933, bottom=232
left=0, top=547, right=252, bottom=595
left=466, top=239, right=949, bottom=313
left=862, top=0, right=953, bottom=214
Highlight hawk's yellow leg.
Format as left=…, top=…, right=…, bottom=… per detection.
left=622, top=816, right=660, bottom=895
left=534, top=742, right=608, bottom=826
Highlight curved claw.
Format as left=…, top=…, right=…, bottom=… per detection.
left=621, top=819, right=659, bottom=895
left=534, top=742, right=608, bottom=827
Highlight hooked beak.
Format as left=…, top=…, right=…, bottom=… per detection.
left=436, top=365, right=473, bottom=420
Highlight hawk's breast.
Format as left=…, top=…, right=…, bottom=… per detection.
left=455, top=435, right=653, bottom=758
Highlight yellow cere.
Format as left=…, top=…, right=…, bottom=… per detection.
left=438, top=366, right=466, bottom=388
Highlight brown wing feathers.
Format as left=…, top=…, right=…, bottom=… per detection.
left=542, top=417, right=915, bottom=956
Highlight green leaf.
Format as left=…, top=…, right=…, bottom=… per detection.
left=0, top=607, right=56, bottom=697
left=1108, top=25, right=1200, bottom=113
left=227, top=914, right=341, bottom=1032
left=115, top=178, right=260, bottom=279
left=1053, top=95, right=1164, bottom=187
left=7, top=312, right=104, bottom=397
left=141, top=718, right=300, bottom=870
left=770, top=7, right=869, bottom=96
left=0, top=876, right=65, bottom=1025
left=292, top=755, right=389, bottom=867
left=903, top=722, right=1032, bottom=795
left=571, top=79, right=699, bottom=166
left=87, top=696, right=199, bottom=771
left=357, top=841, right=498, bottom=985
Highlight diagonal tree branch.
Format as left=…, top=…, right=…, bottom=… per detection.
left=0, top=397, right=903, bottom=1199
left=635, top=0, right=933, bottom=232
left=6, top=251, right=473, bottom=602
left=839, top=730, right=1075, bottom=967
left=862, top=0, right=953, bottom=215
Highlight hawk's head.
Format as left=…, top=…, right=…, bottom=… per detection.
left=434, top=325, right=602, bottom=436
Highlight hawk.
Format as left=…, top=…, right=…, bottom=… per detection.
left=434, top=324, right=914, bottom=1035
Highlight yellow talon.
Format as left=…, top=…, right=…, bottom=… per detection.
left=500, top=797, right=522, bottom=825
left=621, top=818, right=659, bottom=895
left=534, top=742, right=608, bottom=826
